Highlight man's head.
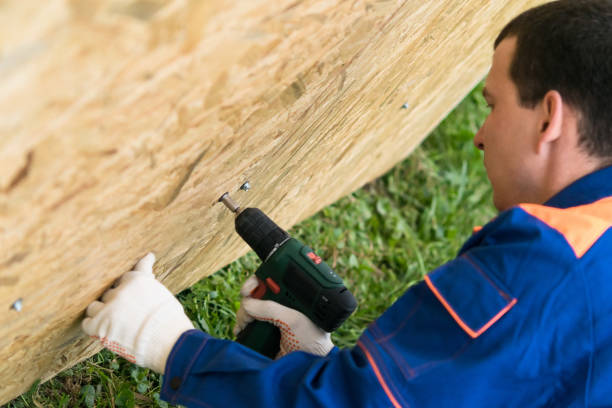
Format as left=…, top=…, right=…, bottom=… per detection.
left=473, top=0, right=612, bottom=211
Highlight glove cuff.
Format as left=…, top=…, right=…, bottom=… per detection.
left=318, top=335, right=335, bottom=356
left=138, top=301, right=195, bottom=374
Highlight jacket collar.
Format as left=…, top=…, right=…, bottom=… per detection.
left=544, top=165, right=612, bottom=209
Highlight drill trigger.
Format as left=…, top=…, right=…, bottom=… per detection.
left=265, top=277, right=281, bottom=294
left=250, top=279, right=268, bottom=299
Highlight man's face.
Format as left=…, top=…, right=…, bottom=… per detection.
left=473, top=37, right=543, bottom=211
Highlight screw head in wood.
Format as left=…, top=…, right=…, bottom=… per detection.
left=11, top=298, right=23, bottom=312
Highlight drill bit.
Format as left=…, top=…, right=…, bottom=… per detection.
left=218, top=192, right=241, bottom=213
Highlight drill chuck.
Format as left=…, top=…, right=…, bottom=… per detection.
left=235, top=208, right=290, bottom=261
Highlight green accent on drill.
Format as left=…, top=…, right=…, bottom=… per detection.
left=298, top=246, right=342, bottom=285
left=258, top=238, right=343, bottom=294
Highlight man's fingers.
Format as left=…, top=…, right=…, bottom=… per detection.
left=81, top=317, right=95, bottom=336
left=101, top=287, right=119, bottom=303
left=241, top=298, right=301, bottom=325
left=240, top=275, right=260, bottom=297
left=133, top=252, right=156, bottom=274
left=86, top=301, right=105, bottom=317
left=241, top=297, right=271, bottom=318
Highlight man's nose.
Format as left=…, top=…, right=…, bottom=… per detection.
left=473, top=127, right=485, bottom=151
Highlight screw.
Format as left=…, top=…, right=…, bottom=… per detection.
left=218, top=192, right=241, bottom=213
left=11, top=298, right=22, bottom=312
left=240, top=181, right=251, bottom=191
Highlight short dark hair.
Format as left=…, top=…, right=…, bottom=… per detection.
left=495, top=0, right=612, bottom=162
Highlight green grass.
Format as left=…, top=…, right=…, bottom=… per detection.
left=5, top=83, right=494, bottom=407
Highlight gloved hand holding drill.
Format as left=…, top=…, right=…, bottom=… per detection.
left=82, top=252, right=334, bottom=374
left=83, top=197, right=355, bottom=373
left=234, top=275, right=334, bottom=358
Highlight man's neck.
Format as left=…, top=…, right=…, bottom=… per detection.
left=540, top=154, right=604, bottom=204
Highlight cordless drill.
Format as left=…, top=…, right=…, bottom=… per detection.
left=218, top=193, right=358, bottom=358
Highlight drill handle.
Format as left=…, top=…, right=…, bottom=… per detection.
left=236, top=278, right=281, bottom=358
left=235, top=320, right=280, bottom=359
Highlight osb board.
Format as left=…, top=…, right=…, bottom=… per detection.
left=0, top=0, right=546, bottom=403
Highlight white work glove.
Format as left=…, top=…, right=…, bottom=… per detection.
left=82, top=253, right=194, bottom=374
left=234, top=275, right=334, bottom=359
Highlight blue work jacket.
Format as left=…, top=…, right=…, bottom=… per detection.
left=160, top=166, right=612, bottom=407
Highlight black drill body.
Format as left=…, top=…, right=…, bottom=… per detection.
left=233, top=207, right=358, bottom=358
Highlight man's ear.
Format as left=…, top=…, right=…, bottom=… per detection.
left=536, top=90, right=564, bottom=154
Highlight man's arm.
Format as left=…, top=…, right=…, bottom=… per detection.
left=83, top=230, right=560, bottom=408
left=81, top=253, right=392, bottom=407
left=160, top=330, right=390, bottom=407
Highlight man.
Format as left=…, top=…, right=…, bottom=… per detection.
left=82, top=1, right=612, bottom=406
